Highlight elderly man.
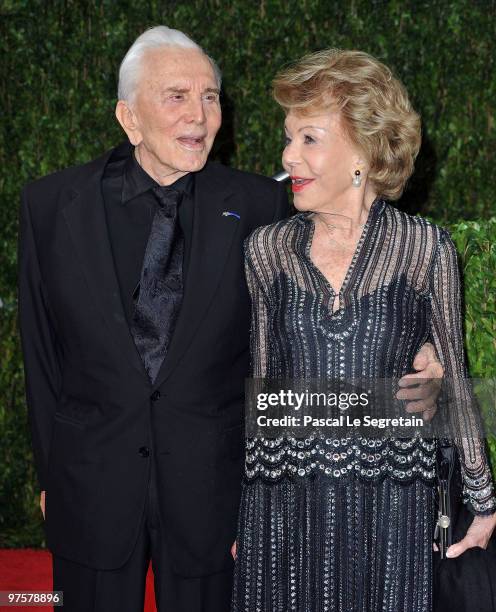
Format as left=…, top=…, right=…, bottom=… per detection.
left=18, top=26, right=442, bottom=612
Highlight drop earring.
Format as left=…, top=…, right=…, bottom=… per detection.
left=352, top=170, right=362, bottom=187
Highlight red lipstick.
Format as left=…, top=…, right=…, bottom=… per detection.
left=290, top=176, right=315, bottom=192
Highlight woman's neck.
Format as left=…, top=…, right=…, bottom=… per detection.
left=312, top=185, right=378, bottom=229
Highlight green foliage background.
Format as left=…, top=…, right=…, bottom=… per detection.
left=1, top=0, right=495, bottom=546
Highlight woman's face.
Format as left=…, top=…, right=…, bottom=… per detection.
left=282, top=110, right=365, bottom=212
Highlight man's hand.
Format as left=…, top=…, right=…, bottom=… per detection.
left=396, top=342, right=443, bottom=421
left=231, top=540, right=237, bottom=560
left=40, top=491, right=46, bottom=520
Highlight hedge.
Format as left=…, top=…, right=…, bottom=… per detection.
left=1, top=0, right=495, bottom=547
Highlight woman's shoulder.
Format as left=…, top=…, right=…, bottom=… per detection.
left=244, top=214, right=301, bottom=258
left=385, top=203, right=451, bottom=244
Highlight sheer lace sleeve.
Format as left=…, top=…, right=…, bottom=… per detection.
left=430, top=229, right=496, bottom=515
left=244, top=238, right=270, bottom=378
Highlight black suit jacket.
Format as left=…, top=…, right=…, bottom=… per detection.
left=18, top=142, right=289, bottom=576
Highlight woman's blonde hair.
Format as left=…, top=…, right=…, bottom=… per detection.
left=273, top=49, right=421, bottom=200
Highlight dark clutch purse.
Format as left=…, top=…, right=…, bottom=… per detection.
left=433, top=441, right=496, bottom=612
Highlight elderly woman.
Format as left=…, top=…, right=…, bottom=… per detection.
left=232, top=50, right=496, bottom=611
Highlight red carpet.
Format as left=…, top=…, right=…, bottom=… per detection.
left=0, top=549, right=156, bottom=611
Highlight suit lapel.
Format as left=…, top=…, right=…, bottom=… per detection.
left=62, top=145, right=149, bottom=382
left=152, top=162, right=241, bottom=389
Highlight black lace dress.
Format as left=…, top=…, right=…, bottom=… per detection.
left=232, top=198, right=495, bottom=612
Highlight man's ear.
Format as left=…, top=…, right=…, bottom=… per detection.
left=115, top=101, right=142, bottom=146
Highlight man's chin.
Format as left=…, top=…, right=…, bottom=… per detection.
left=178, top=155, right=209, bottom=173
left=171, top=137, right=217, bottom=172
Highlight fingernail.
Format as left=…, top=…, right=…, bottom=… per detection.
left=446, top=549, right=453, bottom=558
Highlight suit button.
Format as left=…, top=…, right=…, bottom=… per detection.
left=138, top=446, right=150, bottom=458
left=150, top=390, right=161, bottom=402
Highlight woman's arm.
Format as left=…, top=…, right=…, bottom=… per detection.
left=430, top=229, right=495, bottom=515
left=430, top=229, right=496, bottom=556
left=244, top=236, right=271, bottom=378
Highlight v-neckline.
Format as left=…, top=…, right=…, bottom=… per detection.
left=299, top=197, right=384, bottom=315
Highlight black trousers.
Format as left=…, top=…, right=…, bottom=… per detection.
left=52, top=463, right=234, bottom=612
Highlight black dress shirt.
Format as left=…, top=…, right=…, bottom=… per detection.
left=103, top=148, right=194, bottom=326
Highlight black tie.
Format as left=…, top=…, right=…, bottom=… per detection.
left=130, top=185, right=184, bottom=383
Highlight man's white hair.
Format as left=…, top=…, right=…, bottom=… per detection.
left=118, top=25, right=222, bottom=102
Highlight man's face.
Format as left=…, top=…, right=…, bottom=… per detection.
left=127, top=47, right=222, bottom=183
